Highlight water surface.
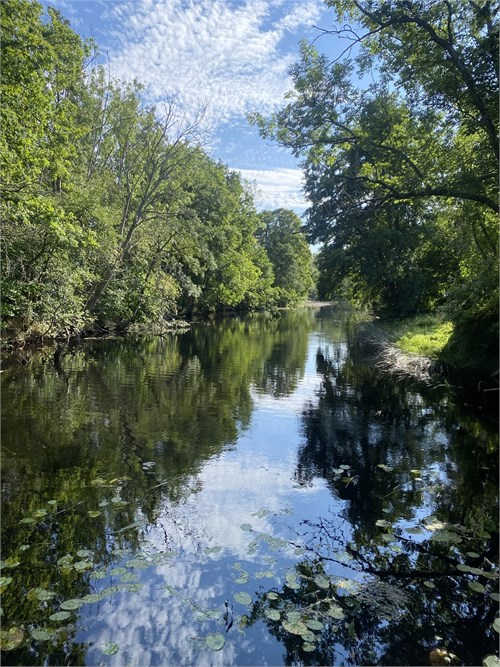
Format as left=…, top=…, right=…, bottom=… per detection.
left=1, top=307, right=498, bottom=666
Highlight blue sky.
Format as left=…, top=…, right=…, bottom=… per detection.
left=45, top=0, right=349, bottom=212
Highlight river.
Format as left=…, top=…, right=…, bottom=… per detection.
left=1, top=306, right=498, bottom=666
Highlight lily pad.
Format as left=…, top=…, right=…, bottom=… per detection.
left=264, top=608, right=281, bottom=621
left=431, top=530, right=462, bottom=544
left=19, top=517, right=36, bottom=524
left=120, top=572, right=138, bottom=583
left=483, top=656, right=500, bottom=667
left=60, top=598, right=84, bottom=610
left=204, top=546, right=222, bottom=555
left=205, top=632, right=225, bottom=651
left=467, top=551, right=481, bottom=558
left=34, top=588, right=57, bottom=601
left=30, top=628, right=54, bottom=641
left=493, top=618, right=500, bottom=634
left=489, top=593, right=500, bottom=601
left=375, top=519, right=392, bottom=528
left=267, top=592, right=279, bottom=600
left=423, top=581, right=436, bottom=589
left=49, top=611, right=72, bottom=622
left=240, top=523, right=253, bottom=532
left=314, top=574, right=330, bottom=589
left=0, top=627, right=25, bottom=650
left=57, top=554, right=74, bottom=566
left=303, top=642, right=316, bottom=652
left=87, top=511, right=101, bottom=518
left=0, top=559, right=20, bottom=570
left=306, top=619, right=324, bottom=631
left=255, top=570, right=274, bottom=579
left=102, top=642, right=119, bottom=655
left=81, top=593, right=106, bottom=604
left=327, top=604, right=345, bottom=620
left=124, top=583, right=143, bottom=592
left=468, top=581, right=485, bottom=593
left=234, top=571, right=250, bottom=584
left=234, top=591, right=252, bottom=606
left=282, top=620, right=309, bottom=636
left=377, top=464, right=394, bottom=472
left=125, top=559, right=151, bottom=569
left=74, top=560, right=93, bottom=571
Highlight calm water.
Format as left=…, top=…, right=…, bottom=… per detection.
left=1, top=307, right=498, bottom=666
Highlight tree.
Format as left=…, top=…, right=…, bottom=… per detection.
left=250, top=0, right=498, bottom=363
left=257, top=208, right=316, bottom=306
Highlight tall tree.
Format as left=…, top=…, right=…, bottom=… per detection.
left=251, top=1, right=498, bottom=363
left=257, top=209, right=316, bottom=306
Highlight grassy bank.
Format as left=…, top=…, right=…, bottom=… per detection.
left=392, top=316, right=453, bottom=359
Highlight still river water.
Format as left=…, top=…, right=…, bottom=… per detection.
left=1, top=307, right=498, bottom=666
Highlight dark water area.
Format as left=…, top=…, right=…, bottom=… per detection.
left=1, top=307, right=498, bottom=666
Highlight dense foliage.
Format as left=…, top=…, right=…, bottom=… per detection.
left=1, top=0, right=314, bottom=343
left=251, top=0, right=498, bottom=368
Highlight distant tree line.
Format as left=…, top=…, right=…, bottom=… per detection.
left=1, top=0, right=316, bottom=343
left=251, top=0, right=498, bottom=369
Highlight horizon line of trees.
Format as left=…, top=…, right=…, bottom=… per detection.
left=1, top=0, right=316, bottom=345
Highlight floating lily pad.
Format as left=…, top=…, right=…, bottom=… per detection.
left=30, top=628, right=54, bottom=641
left=205, top=632, right=225, bottom=651
left=47, top=500, right=57, bottom=506
left=423, top=581, right=436, bottom=589
left=282, top=620, right=308, bottom=636
left=431, top=530, right=462, bottom=544
left=124, top=583, right=143, bottom=593
left=255, top=570, right=274, bottom=579
left=377, top=464, right=394, bottom=472
left=57, top=554, right=73, bottom=566
left=87, top=511, right=101, bottom=518
left=306, top=619, right=324, bottom=631
left=74, top=560, right=93, bottom=571
left=264, top=608, right=281, bottom=621
left=125, top=559, right=151, bottom=569
left=381, top=533, right=396, bottom=542
left=89, top=570, right=107, bottom=580
left=267, top=592, right=279, bottom=600
left=203, top=546, right=222, bottom=555
left=60, top=598, right=84, bottom=610
left=120, top=572, right=138, bottom=583
left=102, top=642, right=119, bottom=655
left=99, top=500, right=109, bottom=507
left=251, top=508, right=270, bottom=518
left=301, top=631, right=316, bottom=642
left=20, top=517, right=35, bottom=524
left=493, top=618, right=500, bottom=634
left=0, top=627, right=25, bottom=650
left=467, top=551, right=481, bottom=558
left=240, top=523, right=253, bottom=532
left=33, top=588, right=56, bottom=601
left=489, top=593, right=500, bottom=601
left=314, top=574, right=330, bottom=589
left=234, top=571, right=250, bottom=584
left=81, top=593, right=106, bottom=604
left=101, top=586, right=124, bottom=596
left=49, top=611, right=72, bottom=622
left=33, top=509, right=48, bottom=518
left=339, top=465, right=350, bottom=470
left=110, top=567, right=128, bottom=576
left=483, top=655, right=500, bottom=667
left=375, top=519, right=392, bottom=528
left=234, top=591, right=252, bottom=606
left=19, top=545, right=30, bottom=552
left=0, top=559, right=20, bottom=570
left=303, top=642, right=316, bottom=652
left=327, top=604, right=345, bottom=620
left=468, top=581, right=485, bottom=593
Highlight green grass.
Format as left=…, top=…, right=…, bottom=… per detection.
left=395, top=320, right=453, bottom=358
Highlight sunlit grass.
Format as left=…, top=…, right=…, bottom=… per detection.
left=395, top=320, right=453, bottom=358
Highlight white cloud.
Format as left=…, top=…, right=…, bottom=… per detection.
left=237, top=167, right=308, bottom=210
left=106, top=0, right=324, bottom=128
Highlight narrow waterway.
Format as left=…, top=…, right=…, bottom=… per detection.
left=1, top=307, right=498, bottom=666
